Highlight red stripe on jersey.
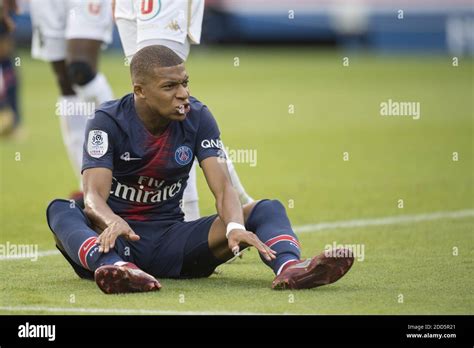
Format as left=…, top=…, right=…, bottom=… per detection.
left=78, top=237, right=97, bottom=270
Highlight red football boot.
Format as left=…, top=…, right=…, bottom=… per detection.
left=94, top=262, right=162, bottom=294
left=272, top=248, right=354, bottom=290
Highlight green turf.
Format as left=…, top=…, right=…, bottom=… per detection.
left=0, top=48, right=473, bottom=314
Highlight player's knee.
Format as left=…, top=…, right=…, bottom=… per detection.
left=46, top=199, right=77, bottom=230
left=245, top=199, right=286, bottom=230
left=47, top=199, right=71, bottom=216
left=67, top=61, right=96, bottom=86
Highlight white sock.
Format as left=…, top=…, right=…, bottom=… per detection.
left=114, top=261, right=127, bottom=266
left=73, top=72, right=114, bottom=107
left=221, top=146, right=254, bottom=205
left=58, top=95, right=89, bottom=186
left=182, top=160, right=200, bottom=221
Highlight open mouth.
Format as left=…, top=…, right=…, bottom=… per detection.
left=177, top=104, right=190, bottom=115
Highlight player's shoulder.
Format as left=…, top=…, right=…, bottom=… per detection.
left=187, top=96, right=214, bottom=124
left=92, top=94, right=135, bottom=132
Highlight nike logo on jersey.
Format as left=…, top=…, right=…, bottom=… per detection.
left=120, top=152, right=141, bottom=161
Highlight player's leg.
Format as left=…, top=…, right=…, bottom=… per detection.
left=206, top=199, right=354, bottom=289
left=114, top=0, right=138, bottom=64
left=65, top=0, right=114, bottom=108
left=66, top=39, right=113, bottom=107
left=50, top=60, right=87, bottom=179
left=46, top=199, right=124, bottom=272
left=58, top=0, right=114, bottom=184
left=46, top=199, right=161, bottom=293
left=30, top=0, right=86, bottom=181
left=220, top=144, right=254, bottom=204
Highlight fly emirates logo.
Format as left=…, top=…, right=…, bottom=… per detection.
left=110, top=176, right=183, bottom=203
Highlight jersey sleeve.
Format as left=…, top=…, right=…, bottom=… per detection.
left=81, top=111, right=118, bottom=173
left=195, top=106, right=226, bottom=164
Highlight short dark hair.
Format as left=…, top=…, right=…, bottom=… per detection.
left=130, top=45, right=184, bottom=83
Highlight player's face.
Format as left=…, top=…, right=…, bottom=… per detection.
left=143, top=64, right=191, bottom=121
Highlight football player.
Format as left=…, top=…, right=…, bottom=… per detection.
left=46, top=45, right=354, bottom=293
left=113, top=0, right=254, bottom=222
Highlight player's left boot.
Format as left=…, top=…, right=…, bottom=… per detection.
left=95, top=262, right=162, bottom=294
left=271, top=248, right=354, bottom=290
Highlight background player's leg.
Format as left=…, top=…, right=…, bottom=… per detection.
left=220, top=144, right=254, bottom=204
left=115, top=17, right=138, bottom=64
left=182, top=160, right=200, bottom=221
left=51, top=60, right=86, bottom=183
left=0, top=30, right=21, bottom=136
left=208, top=199, right=301, bottom=275
left=46, top=199, right=123, bottom=272
left=66, top=39, right=113, bottom=108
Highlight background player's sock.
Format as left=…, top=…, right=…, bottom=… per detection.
left=57, top=95, right=88, bottom=185
left=182, top=160, right=200, bottom=221
left=246, top=199, right=301, bottom=274
left=183, top=200, right=200, bottom=221
left=46, top=199, right=123, bottom=272
left=73, top=72, right=113, bottom=107
left=221, top=146, right=254, bottom=204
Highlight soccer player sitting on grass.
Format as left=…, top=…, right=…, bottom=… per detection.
left=46, top=45, right=354, bottom=294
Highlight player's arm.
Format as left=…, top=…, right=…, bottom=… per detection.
left=83, top=167, right=140, bottom=253
left=201, top=157, right=275, bottom=260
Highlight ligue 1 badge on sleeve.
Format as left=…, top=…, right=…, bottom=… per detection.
left=87, top=130, right=108, bottom=158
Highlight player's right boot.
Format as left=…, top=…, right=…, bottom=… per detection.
left=272, top=248, right=354, bottom=290
left=94, top=262, right=162, bottom=294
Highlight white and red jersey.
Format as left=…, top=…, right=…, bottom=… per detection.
left=114, top=0, right=205, bottom=59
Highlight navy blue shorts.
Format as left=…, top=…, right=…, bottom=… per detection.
left=102, top=215, right=222, bottom=279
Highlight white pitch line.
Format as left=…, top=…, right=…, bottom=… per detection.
left=293, top=209, right=474, bottom=233
left=0, top=306, right=280, bottom=316
left=0, top=249, right=59, bottom=260
left=1, top=209, right=473, bottom=261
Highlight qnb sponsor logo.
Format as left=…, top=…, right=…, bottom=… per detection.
left=110, top=176, right=183, bottom=203
left=55, top=99, right=96, bottom=118
left=217, top=146, right=258, bottom=167
left=380, top=99, right=421, bottom=120
left=324, top=241, right=365, bottom=262
left=0, top=242, right=38, bottom=261
left=201, top=139, right=224, bottom=149
left=18, top=322, right=55, bottom=341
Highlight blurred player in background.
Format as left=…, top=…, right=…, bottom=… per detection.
left=29, top=0, right=114, bottom=194
left=0, top=0, right=21, bottom=138
left=114, top=0, right=253, bottom=222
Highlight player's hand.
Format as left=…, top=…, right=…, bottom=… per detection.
left=227, top=229, right=276, bottom=261
left=97, top=218, right=140, bottom=253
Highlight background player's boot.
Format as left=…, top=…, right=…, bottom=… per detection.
left=272, top=248, right=354, bottom=290
left=95, top=262, right=162, bottom=294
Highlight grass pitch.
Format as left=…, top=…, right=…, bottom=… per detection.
left=0, top=48, right=472, bottom=314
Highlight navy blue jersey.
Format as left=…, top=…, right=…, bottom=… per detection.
left=82, top=93, right=223, bottom=222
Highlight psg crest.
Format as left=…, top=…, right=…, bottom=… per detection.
left=175, top=145, right=193, bottom=166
